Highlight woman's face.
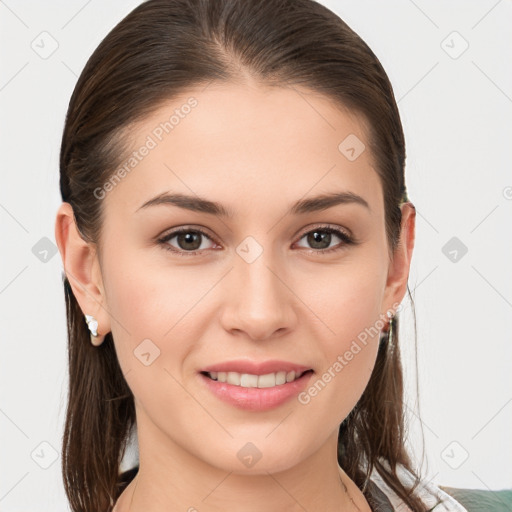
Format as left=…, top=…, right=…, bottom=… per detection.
left=81, top=81, right=414, bottom=474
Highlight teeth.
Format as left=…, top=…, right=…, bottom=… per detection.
left=275, top=371, right=286, bottom=385
left=227, top=372, right=241, bottom=385
left=240, top=373, right=258, bottom=387
left=207, top=370, right=307, bottom=388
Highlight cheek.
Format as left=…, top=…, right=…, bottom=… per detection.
left=304, top=254, right=386, bottom=350
left=102, top=249, right=206, bottom=424
left=101, top=245, right=187, bottom=369
left=103, top=240, right=205, bottom=336
left=296, top=257, right=385, bottom=413
left=102, top=243, right=223, bottom=391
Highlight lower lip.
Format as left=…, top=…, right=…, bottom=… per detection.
left=199, top=371, right=314, bottom=411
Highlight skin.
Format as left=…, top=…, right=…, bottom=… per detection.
left=55, top=79, right=415, bottom=512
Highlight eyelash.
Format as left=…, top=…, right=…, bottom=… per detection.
left=157, top=224, right=356, bottom=257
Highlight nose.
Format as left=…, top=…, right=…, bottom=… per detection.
left=220, top=248, right=297, bottom=342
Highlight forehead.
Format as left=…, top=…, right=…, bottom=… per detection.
left=103, top=81, right=383, bottom=218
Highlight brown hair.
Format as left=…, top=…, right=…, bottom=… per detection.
left=58, top=0, right=437, bottom=510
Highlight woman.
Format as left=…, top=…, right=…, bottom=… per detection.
left=54, top=0, right=469, bottom=510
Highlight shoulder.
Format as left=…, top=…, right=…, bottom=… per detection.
left=370, top=463, right=512, bottom=511
left=368, top=463, right=469, bottom=511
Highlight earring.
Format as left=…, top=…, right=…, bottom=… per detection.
left=85, top=314, right=105, bottom=346
left=380, top=311, right=395, bottom=346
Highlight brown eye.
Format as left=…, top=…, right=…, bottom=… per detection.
left=174, top=231, right=203, bottom=251
left=158, top=227, right=216, bottom=255
left=295, top=226, right=354, bottom=254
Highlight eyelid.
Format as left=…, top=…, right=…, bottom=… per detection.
left=294, top=223, right=352, bottom=241
left=158, top=224, right=216, bottom=240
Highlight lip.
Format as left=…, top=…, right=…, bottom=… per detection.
left=200, top=359, right=312, bottom=376
left=199, top=368, right=314, bottom=412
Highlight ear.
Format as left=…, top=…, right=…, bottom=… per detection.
left=54, top=202, right=111, bottom=336
left=381, top=202, right=416, bottom=316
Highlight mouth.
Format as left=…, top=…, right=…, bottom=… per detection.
left=200, top=369, right=314, bottom=388
left=198, top=364, right=315, bottom=411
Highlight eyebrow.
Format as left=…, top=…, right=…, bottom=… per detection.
left=136, top=190, right=371, bottom=217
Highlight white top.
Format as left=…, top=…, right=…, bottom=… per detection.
left=368, top=462, right=468, bottom=511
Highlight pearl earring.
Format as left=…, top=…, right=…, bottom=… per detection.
left=85, top=314, right=105, bottom=346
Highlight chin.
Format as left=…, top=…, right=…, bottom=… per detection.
left=199, top=439, right=307, bottom=476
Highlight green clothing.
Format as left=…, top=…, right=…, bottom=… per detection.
left=439, top=486, right=512, bottom=512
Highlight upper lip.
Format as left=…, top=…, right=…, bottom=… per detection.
left=200, top=359, right=313, bottom=376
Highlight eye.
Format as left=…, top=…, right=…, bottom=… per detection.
left=294, top=225, right=355, bottom=255
left=157, top=227, right=217, bottom=256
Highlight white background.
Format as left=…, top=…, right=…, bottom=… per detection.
left=1, top=0, right=511, bottom=509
